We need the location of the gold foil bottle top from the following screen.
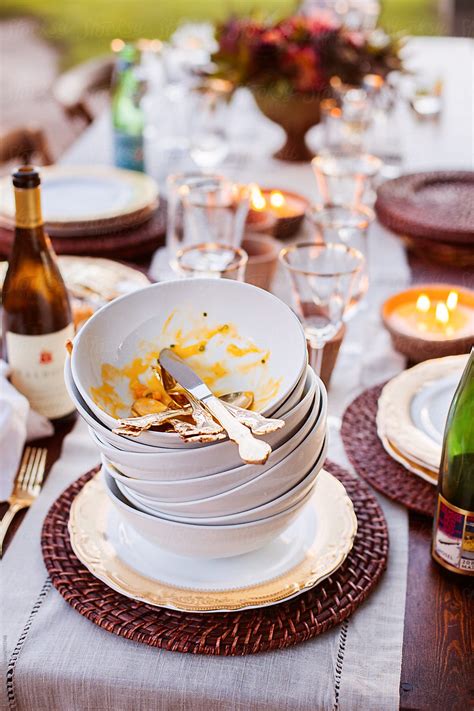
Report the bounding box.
[12,166,43,228]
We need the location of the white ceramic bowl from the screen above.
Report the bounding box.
[88,366,321,480]
[102,469,314,558]
[272,364,307,418]
[102,389,326,504]
[70,279,307,446]
[116,436,327,524]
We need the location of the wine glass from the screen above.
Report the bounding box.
[179,177,250,249]
[189,80,232,170]
[166,172,225,262]
[312,148,382,206]
[173,242,248,281]
[306,203,374,316]
[279,242,365,375]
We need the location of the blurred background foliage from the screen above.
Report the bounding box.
[1,0,440,68]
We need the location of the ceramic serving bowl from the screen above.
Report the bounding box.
[70,279,307,446]
[115,437,327,524]
[87,366,321,480]
[101,390,326,503]
[102,469,315,558]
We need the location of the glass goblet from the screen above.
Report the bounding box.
[173,242,248,281]
[179,177,250,250]
[311,148,382,207]
[279,241,365,375]
[306,203,374,316]
[166,172,224,262]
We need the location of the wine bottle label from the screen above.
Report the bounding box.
[6,323,75,420]
[432,494,474,575]
[14,187,43,228]
[113,131,144,172]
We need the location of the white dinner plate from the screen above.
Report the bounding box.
[410,372,460,446]
[0,165,158,233]
[68,469,357,613]
[377,354,467,475]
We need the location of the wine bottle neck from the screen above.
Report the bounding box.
[14,185,43,229]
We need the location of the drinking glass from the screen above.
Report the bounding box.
[166,172,224,261]
[311,149,382,206]
[408,72,443,119]
[307,203,374,314]
[174,242,248,281]
[189,80,232,170]
[280,242,365,375]
[179,177,250,250]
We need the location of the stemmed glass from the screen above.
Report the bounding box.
[189,79,232,170]
[306,203,374,316]
[280,242,365,376]
[166,172,223,262]
[312,149,382,206]
[173,242,248,281]
[179,177,250,248]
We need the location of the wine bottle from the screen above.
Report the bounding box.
[432,350,474,575]
[112,43,145,172]
[2,166,75,423]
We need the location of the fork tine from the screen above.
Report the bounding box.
[31,449,47,494]
[25,448,42,493]
[16,447,33,488]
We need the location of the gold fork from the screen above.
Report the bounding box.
[0,446,48,557]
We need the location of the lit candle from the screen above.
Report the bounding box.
[383,285,474,361]
[384,286,474,342]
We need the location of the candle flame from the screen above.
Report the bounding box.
[435,302,449,325]
[269,190,285,208]
[446,291,458,310]
[250,185,266,211]
[416,294,431,313]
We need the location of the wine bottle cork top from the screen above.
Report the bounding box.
[12,166,41,189]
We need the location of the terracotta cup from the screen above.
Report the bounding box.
[242,233,280,292]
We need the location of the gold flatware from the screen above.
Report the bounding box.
[159,349,272,465]
[0,446,47,557]
[113,392,255,437]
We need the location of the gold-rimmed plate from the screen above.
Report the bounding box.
[0,165,158,236]
[68,469,357,613]
[376,355,467,474]
[379,435,438,485]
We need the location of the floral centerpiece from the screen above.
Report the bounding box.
[211,15,403,161]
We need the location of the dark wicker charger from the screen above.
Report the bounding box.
[41,461,388,656]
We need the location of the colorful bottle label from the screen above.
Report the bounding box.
[6,323,75,420]
[113,131,144,172]
[432,494,474,575]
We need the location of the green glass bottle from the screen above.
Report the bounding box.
[432,350,474,575]
[112,44,145,172]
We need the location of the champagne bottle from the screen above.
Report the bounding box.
[2,166,75,423]
[112,43,145,172]
[432,350,474,575]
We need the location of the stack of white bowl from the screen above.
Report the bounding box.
[66,279,328,559]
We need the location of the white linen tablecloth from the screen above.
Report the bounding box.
[1,36,472,711]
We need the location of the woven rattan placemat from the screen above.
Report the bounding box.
[0,202,167,260]
[41,461,388,656]
[341,384,436,517]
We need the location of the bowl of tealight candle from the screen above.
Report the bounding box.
[248,185,309,239]
[382,284,474,363]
